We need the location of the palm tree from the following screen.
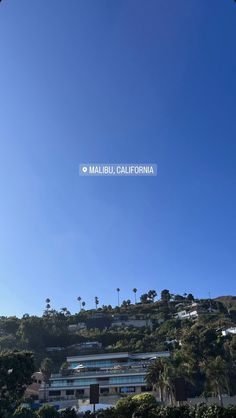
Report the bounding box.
[202,356,229,406]
[133,288,137,304]
[61,307,68,315]
[116,288,120,307]
[82,301,86,309]
[146,358,165,402]
[77,296,82,310]
[146,356,188,405]
[45,298,50,307]
[148,290,157,302]
[44,298,51,315]
[95,296,99,310]
[40,357,53,401]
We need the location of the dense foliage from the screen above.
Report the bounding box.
[5,402,236,418]
[0,350,34,417]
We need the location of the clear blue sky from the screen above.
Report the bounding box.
[0,1,235,317]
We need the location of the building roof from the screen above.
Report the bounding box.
[66,351,170,363]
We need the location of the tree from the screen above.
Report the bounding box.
[45,299,51,313]
[60,361,69,376]
[202,356,229,406]
[59,408,77,418]
[133,288,137,304]
[116,393,157,418]
[187,293,194,302]
[40,357,53,401]
[82,301,86,309]
[148,290,157,302]
[121,299,132,307]
[37,404,59,418]
[95,296,99,310]
[13,406,36,418]
[60,307,69,316]
[77,296,82,310]
[161,289,171,303]
[0,316,20,334]
[140,293,149,304]
[116,288,120,307]
[146,358,165,402]
[18,316,45,350]
[0,350,34,416]
[146,356,188,405]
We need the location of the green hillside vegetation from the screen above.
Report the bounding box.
[0,290,235,367]
[0,290,236,402]
[0,289,236,416]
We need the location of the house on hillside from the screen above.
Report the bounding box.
[222,327,236,336]
[46,346,65,352]
[111,318,153,329]
[174,310,198,320]
[38,351,170,403]
[68,322,87,332]
[25,371,43,401]
[68,341,102,350]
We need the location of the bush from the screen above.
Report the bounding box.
[114,403,236,418]
[59,408,77,418]
[37,405,59,418]
[116,393,157,418]
[13,406,37,418]
[116,395,137,417]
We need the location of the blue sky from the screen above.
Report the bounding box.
[0,1,235,317]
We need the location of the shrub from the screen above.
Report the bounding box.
[37,405,59,418]
[13,406,37,418]
[59,408,77,418]
[116,393,157,418]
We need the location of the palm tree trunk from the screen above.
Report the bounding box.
[160,385,164,403]
[217,383,223,407]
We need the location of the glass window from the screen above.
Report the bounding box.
[110,375,145,384]
[100,387,109,394]
[120,387,135,394]
[49,390,61,396]
[66,390,74,396]
[76,389,85,395]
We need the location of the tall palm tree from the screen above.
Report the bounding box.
[133,288,137,304]
[44,298,51,315]
[40,357,53,401]
[146,358,165,402]
[77,296,82,310]
[82,301,86,309]
[116,288,120,307]
[61,307,68,315]
[148,290,157,302]
[202,356,229,406]
[146,356,188,405]
[95,296,99,310]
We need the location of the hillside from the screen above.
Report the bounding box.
[215,295,236,310]
[0,290,236,372]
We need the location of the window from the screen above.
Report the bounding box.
[141,386,152,392]
[76,389,85,395]
[110,375,145,384]
[100,387,109,394]
[66,390,74,396]
[120,387,135,394]
[49,390,61,397]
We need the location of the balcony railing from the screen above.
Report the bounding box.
[51,366,147,380]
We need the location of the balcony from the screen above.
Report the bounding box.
[51,367,147,380]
